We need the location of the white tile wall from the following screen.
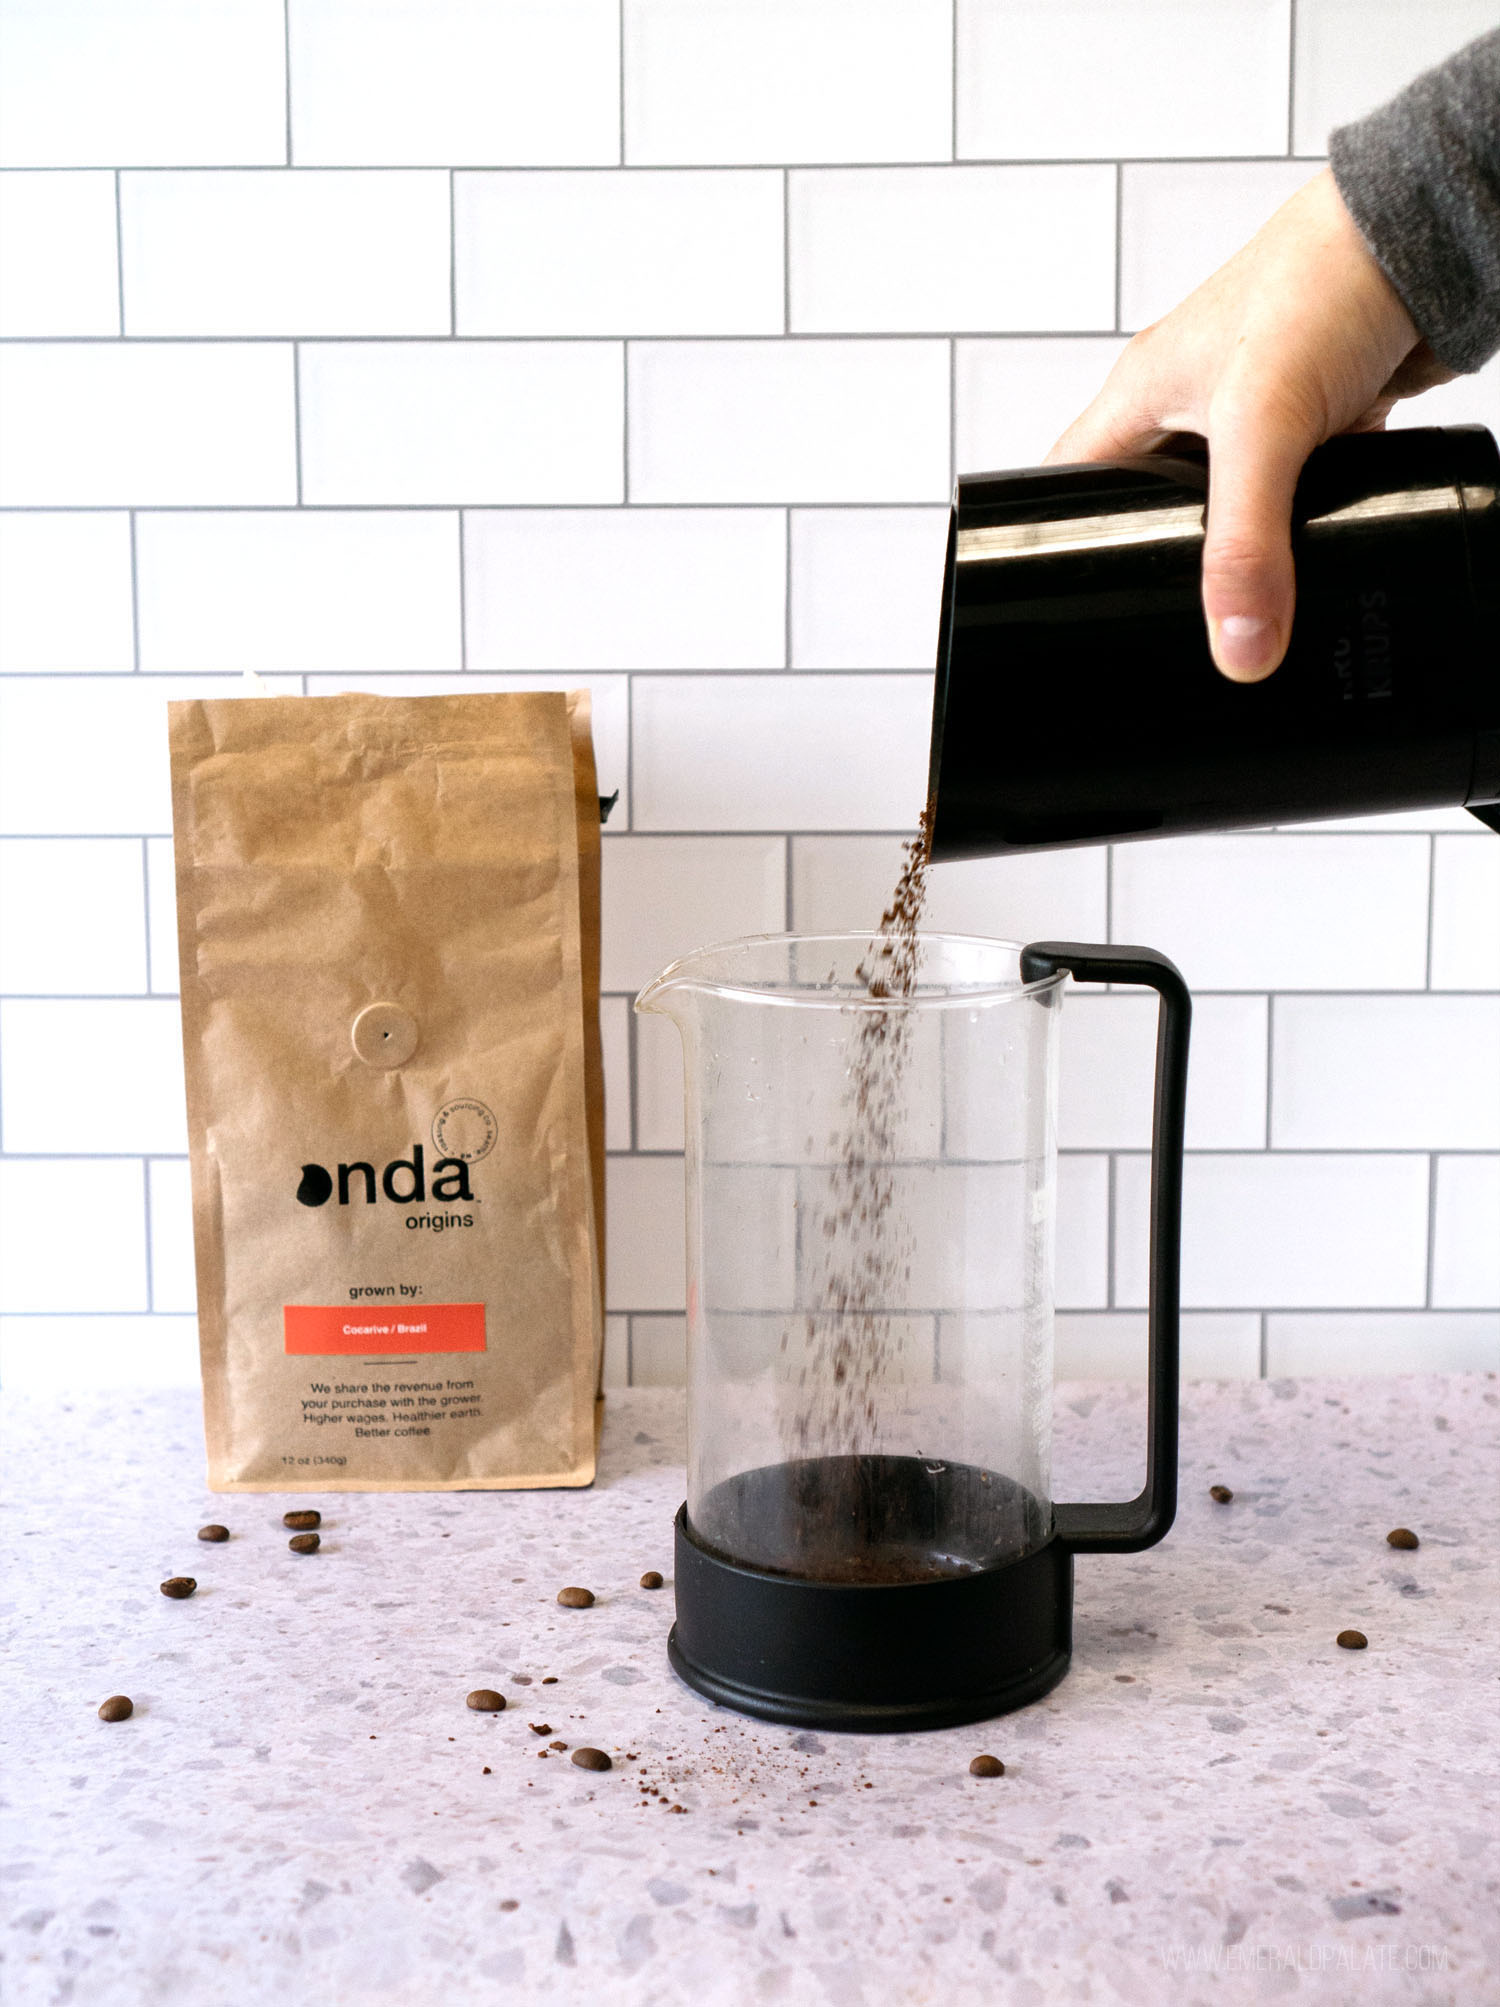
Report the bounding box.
[623,0,953,166]
[0,345,297,507]
[0,515,135,673]
[0,0,286,168]
[2,0,1495,1392]
[299,343,624,505]
[138,512,462,674]
[464,510,785,671]
[957,0,1292,162]
[455,172,784,337]
[788,166,1115,333]
[628,341,951,503]
[0,172,119,335]
[120,171,452,336]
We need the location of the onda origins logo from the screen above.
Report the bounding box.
[296,1144,474,1208]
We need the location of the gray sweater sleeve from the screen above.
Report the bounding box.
[1328,27,1500,374]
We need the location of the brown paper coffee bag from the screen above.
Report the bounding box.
[169,690,604,1491]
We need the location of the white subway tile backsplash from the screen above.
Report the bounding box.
[1054,1312,1261,1381]
[456,171,783,336]
[0,0,285,168]
[1431,1156,1500,1311]
[790,509,948,670]
[628,341,950,503]
[464,510,785,670]
[1115,1152,1430,1309]
[1292,0,1500,156]
[1059,993,1268,1151]
[1119,162,1320,332]
[0,172,119,334]
[1431,838,1500,991]
[624,0,952,166]
[302,674,631,822]
[955,337,1131,472]
[605,1154,686,1310]
[137,512,462,675]
[0,839,147,995]
[0,514,135,673]
[1111,834,1431,991]
[1272,996,1500,1150]
[1265,1312,1500,1377]
[0,677,300,838]
[120,171,451,336]
[634,1011,686,1153]
[147,1156,196,1313]
[602,1313,630,1390]
[145,839,180,993]
[957,0,1291,161]
[289,0,621,167]
[630,1313,688,1385]
[0,344,297,507]
[791,835,1107,940]
[1,999,188,1155]
[600,995,632,1152]
[1056,1153,1109,1310]
[299,343,624,505]
[0,1160,148,1312]
[789,166,1114,333]
[633,674,933,832]
[601,835,786,991]
[0,1314,200,1389]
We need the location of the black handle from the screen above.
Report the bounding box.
[1020,940,1191,1554]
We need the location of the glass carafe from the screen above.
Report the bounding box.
[636,932,1189,1731]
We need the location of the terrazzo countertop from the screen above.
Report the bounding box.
[3,1374,1498,2006]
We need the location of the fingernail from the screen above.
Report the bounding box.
[1214,614,1274,675]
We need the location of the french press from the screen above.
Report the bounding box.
[637,932,1189,1730]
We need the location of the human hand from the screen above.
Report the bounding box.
[1045,166,1453,680]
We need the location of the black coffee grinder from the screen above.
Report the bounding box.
[928,424,1500,860]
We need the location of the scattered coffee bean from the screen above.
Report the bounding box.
[512,1674,532,1685]
[556,1586,594,1608]
[639,1571,664,1590]
[160,1577,197,1599]
[283,1510,321,1531]
[969,1754,1005,1778]
[1209,1484,1233,1503]
[482,1766,492,1775]
[571,1747,612,1772]
[1386,1528,1419,1550]
[541,1676,557,1685]
[499,1899,518,1912]
[288,1532,320,1554]
[466,1689,505,1712]
[97,1695,133,1722]
[1336,1630,1368,1650]
[197,1524,229,1543]
[529,1723,552,1736]
[549,1740,567,1752]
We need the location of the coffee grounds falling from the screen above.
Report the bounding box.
[790,808,931,1467]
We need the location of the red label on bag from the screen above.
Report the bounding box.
[283,1304,487,1355]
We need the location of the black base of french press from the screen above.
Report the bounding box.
[668,1502,1073,1733]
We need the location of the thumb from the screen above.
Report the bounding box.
[1200,411,1313,682]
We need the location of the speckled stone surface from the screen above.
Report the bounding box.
[3,1375,1498,2006]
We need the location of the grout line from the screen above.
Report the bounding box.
[0,330,1157,347]
[1104,843,1114,942]
[1424,834,1436,988]
[142,1157,156,1312]
[1264,993,1275,1149]
[1258,1311,1268,1378]
[113,170,126,336]
[0,156,1334,174]
[624,671,635,831]
[783,507,793,668]
[1424,1153,1439,1309]
[1113,161,1123,332]
[621,341,630,503]
[127,511,142,672]
[782,833,793,930]
[626,1314,635,1388]
[292,342,303,506]
[140,837,154,993]
[618,0,626,167]
[1106,1153,1116,1309]
[948,336,956,492]
[448,170,457,336]
[283,0,294,166]
[1286,0,1298,159]
[782,168,791,335]
[627,994,640,1153]
[950,0,958,162]
[456,510,468,671]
